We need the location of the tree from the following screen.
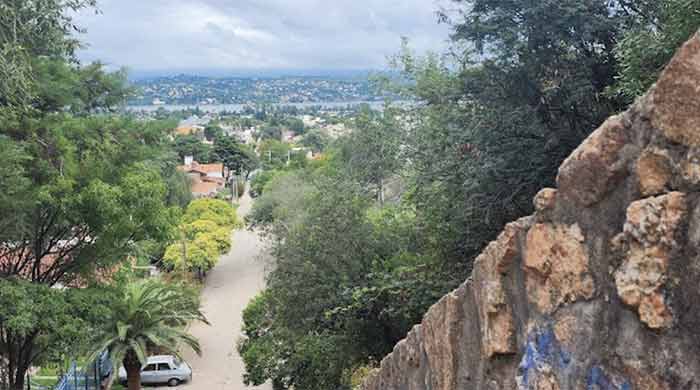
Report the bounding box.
[0,117,179,286]
[173,134,212,163]
[165,170,193,209]
[182,198,239,228]
[182,220,232,253]
[301,128,330,153]
[0,0,97,113]
[612,0,700,100]
[286,118,305,135]
[0,279,114,390]
[257,125,282,141]
[163,234,220,279]
[341,106,401,205]
[374,0,640,269]
[249,170,281,198]
[212,136,259,180]
[163,199,239,278]
[242,169,441,389]
[259,140,291,170]
[0,2,193,388]
[88,280,207,390]
[204,124,224,141]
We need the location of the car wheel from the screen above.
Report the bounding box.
[168,378,180,387]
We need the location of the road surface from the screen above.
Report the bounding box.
[179,191,271,390]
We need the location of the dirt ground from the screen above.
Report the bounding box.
[178,191,272,390]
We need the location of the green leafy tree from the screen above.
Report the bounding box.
[612,0,700,100]
[0,3,184,385]
[0,116,179,285]
[165,170,193,209]
[257,125,282,141]
[173,134,212,163]
[259,139,291,170]
[249,170,281,198]
[212,136,259,180]
[204,124,224,141]
[0,0,97,114]
[182,220,232,253]
[88,280,207,390]
[301,128,330,153]
[242,170,439,389]
[182,198,239,228]
[163,199,239,277]
[163,235,220,279]
[340,106,401,204]
[286,118,305,134]
[0,279,114,390]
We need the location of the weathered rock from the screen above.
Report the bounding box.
[533,188,558,222]
[615,192,687,329]
[637,149,672,196]
[556,115,631,207]
[523,223,595,314]
[422,288,465,390]
[682,148,700,185]
[534,188,557,213]
[651,34,700,147]
[363,33,700,390]
[473,221,528,357]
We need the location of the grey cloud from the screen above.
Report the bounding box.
[74,0,450,73]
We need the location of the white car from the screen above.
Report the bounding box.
[118,355,192,387]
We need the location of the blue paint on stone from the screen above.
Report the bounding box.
[586,366,632,390]
[517,326,571,389]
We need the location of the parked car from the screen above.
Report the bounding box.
[118,355,192,387]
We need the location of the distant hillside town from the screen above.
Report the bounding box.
[128,74,396,106]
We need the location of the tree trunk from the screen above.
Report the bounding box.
[11,371,24,390]
[378,178,385,206]
[10,361,29,390]
[123,353,141,390]
[6,341,31,390]
[126,366,141,390]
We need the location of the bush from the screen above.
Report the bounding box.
[250,170,280,198]
[349,363,379,390]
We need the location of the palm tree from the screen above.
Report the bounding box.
[88,279,209,390]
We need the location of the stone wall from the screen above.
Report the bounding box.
[363,33,700,390]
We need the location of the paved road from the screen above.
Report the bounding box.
[178,191,271,390]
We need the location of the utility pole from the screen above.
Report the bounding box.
[287,150,291,165]
[231,174,239,204]
[181,233,187,271]
[234,174,239,203]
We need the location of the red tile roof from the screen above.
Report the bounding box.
[177,162,224,176]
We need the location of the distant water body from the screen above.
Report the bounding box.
[125,100,392,113]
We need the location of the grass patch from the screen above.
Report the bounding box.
[36,366,59,377]
[32,376,58,387]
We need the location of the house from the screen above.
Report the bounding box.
[175,115,212,137]
[175,125,205,136]
[0,243,126,287]
[178,156,227,198]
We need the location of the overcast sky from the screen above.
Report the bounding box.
[73,0,451,76]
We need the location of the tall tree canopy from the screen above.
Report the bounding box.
[0,2,187,388]
[239,1,700,389]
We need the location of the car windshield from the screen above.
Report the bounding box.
[172,358,183,368]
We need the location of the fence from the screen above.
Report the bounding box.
[53,352,111,390]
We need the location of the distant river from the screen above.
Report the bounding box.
[125,100,392,113]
